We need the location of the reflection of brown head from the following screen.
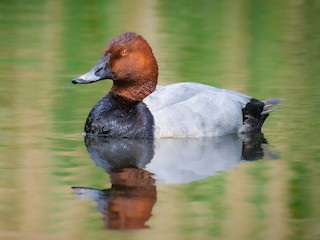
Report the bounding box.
[103,168,157,230]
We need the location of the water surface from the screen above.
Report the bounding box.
[0,0,319,239]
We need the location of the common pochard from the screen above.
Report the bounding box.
[72,32,280,138]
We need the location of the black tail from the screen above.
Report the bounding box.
[262,98,281,114]
[240,98,281,133]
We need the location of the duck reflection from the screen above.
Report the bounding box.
[72,133,269,230]
[146,133,268,184]
[73,138,156,230]
[73,167,156,230]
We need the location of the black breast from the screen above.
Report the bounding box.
[84,93,154,138]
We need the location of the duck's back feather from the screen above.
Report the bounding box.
[144,82,252,138]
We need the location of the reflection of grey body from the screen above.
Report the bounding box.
[147,135,242,184]
[84,134,267,184]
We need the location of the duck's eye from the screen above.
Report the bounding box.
[121,49,128,56]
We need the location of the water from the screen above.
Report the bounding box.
[0,0,319,239]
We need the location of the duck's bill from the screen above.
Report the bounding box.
[72,53,113,84]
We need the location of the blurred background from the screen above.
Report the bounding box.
[0,0,319,239]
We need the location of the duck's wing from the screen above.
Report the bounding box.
[145,82,251,111]
[144,82,252,138]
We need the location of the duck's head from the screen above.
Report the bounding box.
[72,32,158,102]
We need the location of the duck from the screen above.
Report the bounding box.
[72,32,280,138]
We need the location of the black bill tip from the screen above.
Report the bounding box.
[72,77,97,84]
[72,78,81,84]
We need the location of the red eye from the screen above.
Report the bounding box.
[121,49,128,56]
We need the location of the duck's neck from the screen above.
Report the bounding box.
[110,79,157,102]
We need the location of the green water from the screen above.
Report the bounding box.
[0,0,319,239]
